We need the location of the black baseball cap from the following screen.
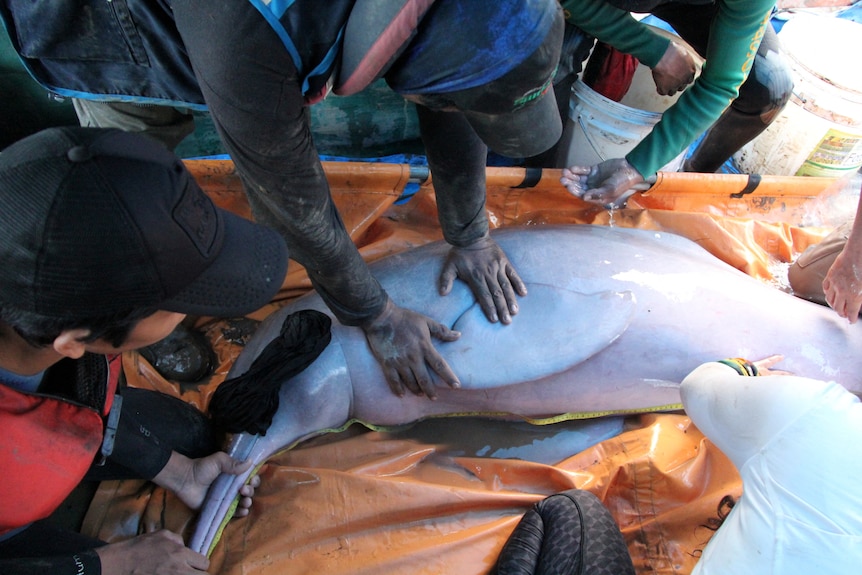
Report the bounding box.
[448,5,564,158]
[0,127,288,320]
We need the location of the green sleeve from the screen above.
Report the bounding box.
[625,0,776,177]
[561,0,776,178]
[559,0,670,67]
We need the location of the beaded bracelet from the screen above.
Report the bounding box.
[717,358,759,376]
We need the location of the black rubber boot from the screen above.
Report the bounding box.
[683,106,771,174]
[138,323,216,383]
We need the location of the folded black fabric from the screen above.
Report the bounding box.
[208,309,332,435]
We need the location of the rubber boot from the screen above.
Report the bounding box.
[683,106,770,174]
[138,323,216,384]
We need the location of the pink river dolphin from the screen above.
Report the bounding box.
[190,224,862,554]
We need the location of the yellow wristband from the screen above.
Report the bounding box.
[717,358,758,376]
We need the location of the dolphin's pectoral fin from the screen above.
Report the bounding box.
[446,285,636,389]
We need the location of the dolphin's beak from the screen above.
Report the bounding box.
[190,434,260,555]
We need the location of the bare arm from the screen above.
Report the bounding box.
[153,451,258,516]
[823,187,862,322]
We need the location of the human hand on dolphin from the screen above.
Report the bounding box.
[751,354,792,376]
[361,298,461,399]
[823,243,862,324]
[154,450,260,517]
[97,451,262,574]
[439,235,527,324]
[561,159,653,209]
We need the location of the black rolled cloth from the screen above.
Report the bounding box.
[208,309,332,435]
[493,489,635,575]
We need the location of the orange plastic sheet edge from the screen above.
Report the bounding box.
[82,162,849,574]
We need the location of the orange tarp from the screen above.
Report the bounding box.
[82,162,855,574]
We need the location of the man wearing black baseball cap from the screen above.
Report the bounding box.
[0,127,288,574]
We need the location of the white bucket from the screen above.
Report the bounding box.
[557,28,696,171]
[733,14,862,177]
